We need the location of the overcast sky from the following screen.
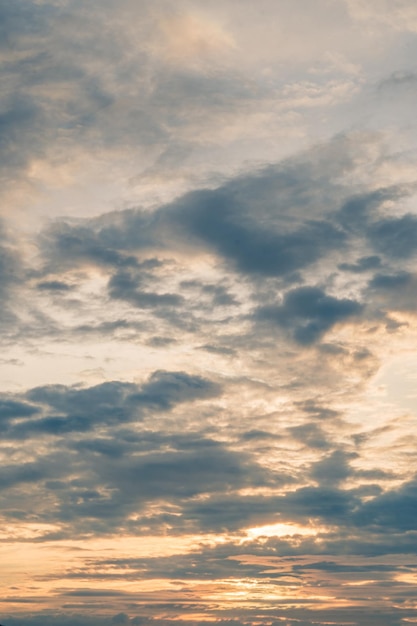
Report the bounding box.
[2,1,417,625]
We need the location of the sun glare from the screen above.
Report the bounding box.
[244,522,323,541]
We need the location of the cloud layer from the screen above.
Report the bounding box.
[2,1,417,625]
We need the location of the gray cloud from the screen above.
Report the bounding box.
[310,449,357,485]
[30,136,417,364]
[254,286,363,344]
[0,397,39,420]
[0,222,24,334]
[338,254,381,273]
[36,137,359,278]
[133,370,221,409]
[337,187,407,232]
[289,422,331,449]
[3,5,417,623]
[367,270,417,313]
[28,136,417,367]
[355,475,417,531]
[7,371,221,438]
[167,187,346,277]
[367,213,417,259]
[36,280,75,292]
[0,371,286,536]
[108,270,183,310]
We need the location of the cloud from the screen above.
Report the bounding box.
[338,254,381,273]
[289,422,331,450]
[135,370,221,408]
[337,187,410,232]
[7,371,221,438]
[0,221,24,333]
[310,449,356,485]
[3,4,417,622]
[0,371,284,536]
[0,460,52,489]
[355,475,417,531]
[0,397,39,420]
[108,270,183,311]
[367,271,417,313]
[31,135,416,358]
[168,188,346,277]
[254,286,363,344]
[153,11,236,67]
[346,0,417,33]
[367,213,417,259]
[36,280,75,292]
[36,135,365,277]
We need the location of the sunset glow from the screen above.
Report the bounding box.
[2,1,417,626]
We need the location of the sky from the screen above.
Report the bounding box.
[2,1,417,625]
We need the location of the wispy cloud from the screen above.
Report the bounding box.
[2,1,417,625]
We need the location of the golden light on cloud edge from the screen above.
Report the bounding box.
[2,1,417,625]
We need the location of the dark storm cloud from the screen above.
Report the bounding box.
[254,286,363,344]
